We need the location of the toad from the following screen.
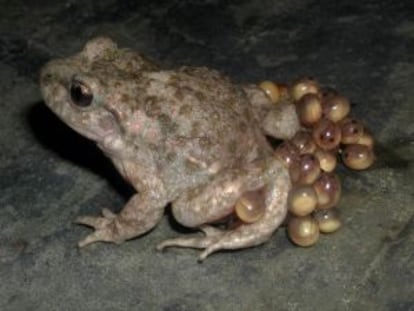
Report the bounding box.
[40,37,300,261]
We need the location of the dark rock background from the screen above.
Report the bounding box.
[0,1,413,310]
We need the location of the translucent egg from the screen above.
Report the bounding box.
[312,118,342,150]
[287,215,320,247]
[296,93,323,127]
[259,80,280,104]
[313,173,341,209]
[291,131,317,155]
[290,77,320,101]
[341,144,375,170]
[313,208,342,233]
[322,94,350,122]
[288,185,318,216]
[356,131,374,149]
[274,141,300,168]
[235,190,266,223]
[314,148,337,172]
[298,154,321,184]
[340,118,364,144]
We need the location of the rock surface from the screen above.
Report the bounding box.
[0,1,413,310]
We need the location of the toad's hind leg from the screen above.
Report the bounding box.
[157,158,291,261]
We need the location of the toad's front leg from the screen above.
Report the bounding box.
[75,193,165,247]
[157,158,291,261]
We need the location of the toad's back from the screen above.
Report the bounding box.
[138,66,271,168]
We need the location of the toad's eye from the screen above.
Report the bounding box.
[70,80,93,107]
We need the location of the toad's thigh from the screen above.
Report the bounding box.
[171,159,277,228]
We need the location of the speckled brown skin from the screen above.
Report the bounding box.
[40,37,300,261]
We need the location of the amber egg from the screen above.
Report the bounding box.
[259,80,280,104]
[290,77,320,101]
[313,208,342,233]
[298,154,321,184]
[291,131,317,155]
[235,190,265,223]
[278,83,289,99]
[313,173,341,209]
[322,95,351,123]
[341,144,375,170]
[312,118,342,150]
[288,215,320,247]
[314,148,337,172]
[356,131,375,149]
[274,141,300,168]
[288,185,318,216]
[340,118,364,144]
[296,93,323,127]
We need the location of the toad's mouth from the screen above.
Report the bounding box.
[62,109,121,146]
[65,115,119,143]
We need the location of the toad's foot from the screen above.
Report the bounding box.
[157,225,226,261]
[75,193,165,248]
[75,208,124,247]
[158,202,286,262]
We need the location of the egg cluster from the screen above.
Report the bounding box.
[233,78,375,247]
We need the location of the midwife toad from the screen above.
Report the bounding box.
[40,37,300,261]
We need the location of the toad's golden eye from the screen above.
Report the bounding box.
[70,80,93,107]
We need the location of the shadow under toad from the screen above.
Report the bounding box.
[27,101,135,203]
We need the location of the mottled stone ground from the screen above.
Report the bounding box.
[0,1,413,310]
